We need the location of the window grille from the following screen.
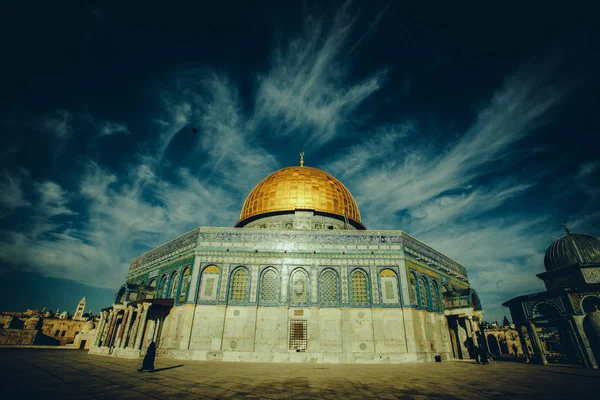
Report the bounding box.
[419,277,430,310]
[230,268,249,301]
[170,272,180,299]
[289,320,307,351]
[351,270,369,304]
[259,269,279,304]
[431,281,440,311]
[320,270,339,305]
[159,276,168,298]
[409,273,418,306]
[179,267,191,303]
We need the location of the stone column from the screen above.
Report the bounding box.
[153,317,161,342]
[461,318,475,359]
[527,320,548,365]
[467,317,479,346]
[106,308,122,348]
[560,320,582,366]
[133,303,151,350]
[101,310,114,347]
[457,319,469,359]
[569,317,598,369]
[118,306,135,348]
[93,311,107,346]
[516,324,531,363]
[115,308,130,348]
[448,323,460,359]
[127,306,142,349]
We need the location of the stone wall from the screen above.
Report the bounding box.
[0,316,23,329]
[0,329,59,346]
[41,319,88,346]
[150,304,452,364]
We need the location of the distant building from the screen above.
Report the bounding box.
[41,318,90,346]
[482,321,531,359]
[503,229,600,368]
[0,297,96,348]
[73,297,86,321]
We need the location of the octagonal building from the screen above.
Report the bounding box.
[90,161,483,363]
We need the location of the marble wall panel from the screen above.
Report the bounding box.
[254,307,288,352]
[188,305,226,351]
[372,309,407,353]
[311,308,343,353]
[345,309,374,352]
[222,306,257,352]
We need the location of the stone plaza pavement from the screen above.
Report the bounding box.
[0,349,598,399]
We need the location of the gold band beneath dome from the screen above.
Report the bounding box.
[238,166,362,226]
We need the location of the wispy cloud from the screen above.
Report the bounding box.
[0,81,269,288]
[99,121,130,136]
[254,2,386,146]
[193,73,278,189]
[0,171,31,211]
[328,64,566,227]
[405,183,533,234]
[34,181,76,217]
[40,109,73,138]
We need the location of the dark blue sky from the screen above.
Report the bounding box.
[1,1,598,322]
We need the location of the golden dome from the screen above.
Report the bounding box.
[237,166,363,227]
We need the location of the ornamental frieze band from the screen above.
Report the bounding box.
[129,228,467,281]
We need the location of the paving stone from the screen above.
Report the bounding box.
[1,349,599,399]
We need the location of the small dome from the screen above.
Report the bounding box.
[82,321,95,333]
[544,232,600,271]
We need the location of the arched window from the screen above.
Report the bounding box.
[158,275,168,298]
[582,295,600,314]
[409,272,418,306]
[532,301,560,319]
[290,269,309,305]
[229,267,249,302]
[149,279,156,288]
[419,276,430,310]
[169,271,179,299]
[379,269,399,304]
[431,280,441,311]
[320,269,339,306]
[199,265,220,301]
[259,269,279,305]
[351,269,370,306]
[179,267,191,303]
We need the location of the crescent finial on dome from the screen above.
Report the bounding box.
[300,151,304,167]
